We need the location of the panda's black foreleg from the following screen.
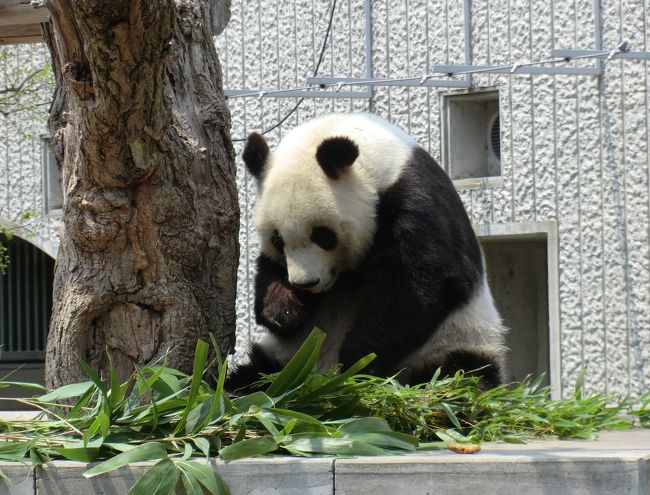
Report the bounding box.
[254,254,318,338]
[225,343,285,393]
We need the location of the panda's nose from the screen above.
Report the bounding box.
[292,278,320,290]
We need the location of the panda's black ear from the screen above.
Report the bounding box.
[315,136,359,180]
[243,133,270,180]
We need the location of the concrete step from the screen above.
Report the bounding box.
[1,429,649,495]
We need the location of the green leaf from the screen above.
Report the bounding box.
[54,439,103,462]
[29,447,48,469]
[0,381,47,391]
[299,353,376,402]
[440,403,461,429]
[342,432,417,451]
[181,470,204,495]
[127,458,180,495]
[265,328,325,398]
[0,441,31,461]
[232,391,274,412]
[338,417,392,434]
[78,357,107,397]
[186,397,215,434]
[219,436,278,461]
[107,353,126,411]
[192,437,211,459]
[175,340,210,435]
[283,435,387,456]
[263,408,328,432]
[198,360,229,431]
[84,442,168,478]
[37,381,94,402]
[503,435,528,444]
[176,460,230,495]
[183,442,194,460]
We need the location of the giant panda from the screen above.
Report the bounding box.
[227,113,508,391]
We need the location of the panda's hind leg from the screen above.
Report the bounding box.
[439,349,504,390]
[225,343,285,394]
[402,349,504,391]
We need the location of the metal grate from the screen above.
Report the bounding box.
[0,235,54,362]
[490,114,501,160]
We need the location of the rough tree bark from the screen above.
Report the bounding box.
[43,0,238,388]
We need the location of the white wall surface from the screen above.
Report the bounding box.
[217,0,650,398]
[2,0,648,398]
[0,43,61,255]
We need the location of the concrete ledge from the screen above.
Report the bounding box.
[0,462,32,495]
[1,430,649,495]
[35,457,334,495]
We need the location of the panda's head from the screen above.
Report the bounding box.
[243,129,378,293]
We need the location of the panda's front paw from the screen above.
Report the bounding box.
[258,280,315,337]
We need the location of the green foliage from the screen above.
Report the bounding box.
[0,328,648,494]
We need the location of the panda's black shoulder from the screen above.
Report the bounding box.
[371,145,483,295]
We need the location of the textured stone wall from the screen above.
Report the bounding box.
[2,0,648,398]
[217,0,650,398]
[0,43,60,256]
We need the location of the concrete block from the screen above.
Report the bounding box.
[216,457,333,495]
[0,462,33,495]
[335,431,650,495]
[335,454,648,495]
[36,457,334,495]
[36,461,146,495]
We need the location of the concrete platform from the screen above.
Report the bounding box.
[1,430,649,494]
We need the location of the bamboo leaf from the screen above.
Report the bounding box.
[299,353,376,402]
[283,435,387,456]
[78,357,107,397]
[198,360,229,432]
[0,381,47,391]
[338,417,392,434]
[175,340,210,435]
[181,470,204,495]
[440,403,461,429]
[127,458,180,495]
[218,436,278,461]
[54,438,102,462]
[342,432,417,451]
[265,329,325,398]
[0,441,31,461]
[37,381,94,403]
[192,437,211,459]
[232,391,274,412]
[176,460,231,495]
[84,443,168,478]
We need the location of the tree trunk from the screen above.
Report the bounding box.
[43,0,238,388]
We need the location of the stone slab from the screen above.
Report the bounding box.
[0,429,647,494]
[0,462,33,495]
[35,457,334,495]
[335,430,650,495]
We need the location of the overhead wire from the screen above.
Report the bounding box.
[230,37,635,140]
[231,0,339,142]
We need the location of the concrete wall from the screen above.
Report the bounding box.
[1,0,649,398]
[0,43,60,254]
[217,0,650,398]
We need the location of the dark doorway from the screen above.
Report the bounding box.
[0,234,54,409]
[481,238,550,385]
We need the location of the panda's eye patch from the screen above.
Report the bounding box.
[270,229,284,254]
[310,226,337,251]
